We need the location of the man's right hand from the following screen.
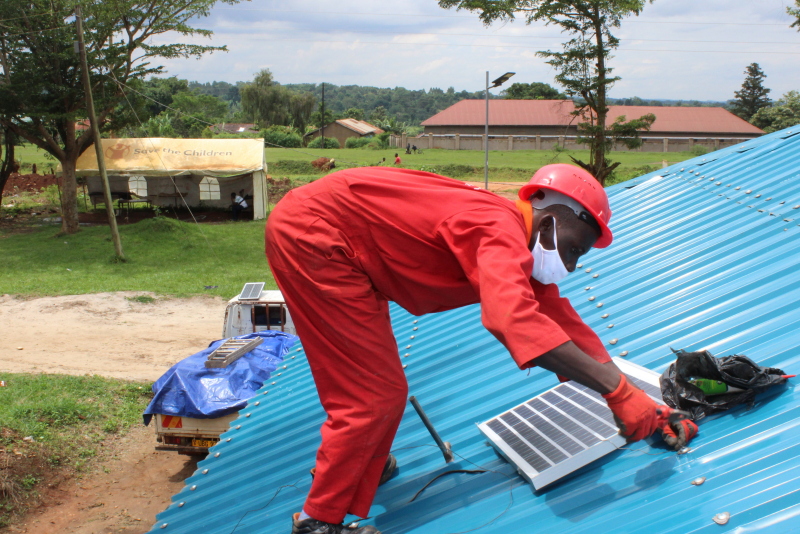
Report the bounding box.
[602,375,661,441]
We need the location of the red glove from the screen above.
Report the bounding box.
[602,375,661,441]
[660,415,699,451]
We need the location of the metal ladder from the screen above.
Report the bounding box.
[205,337,264,368]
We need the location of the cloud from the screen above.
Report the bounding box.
[151,0,800,101]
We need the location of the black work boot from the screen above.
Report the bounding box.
[291,513,381,534]
[310,454,397,486]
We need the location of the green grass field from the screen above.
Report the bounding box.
[12,144,59,174]
[0,217,275,297]
[265,146,691,185]
[9,142,693,184]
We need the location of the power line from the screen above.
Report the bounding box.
[213,35,800,55]
[0,25,71,39]
[214,7,793,26]
[0,11,71,25]
[215,27,800,47]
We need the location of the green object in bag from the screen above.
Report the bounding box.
[690,378,745,395]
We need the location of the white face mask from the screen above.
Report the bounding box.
[531,219,569,285]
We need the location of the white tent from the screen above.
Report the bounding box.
[72,138,268,219]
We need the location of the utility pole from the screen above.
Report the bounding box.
[484,71,489,190]
[75,6,124,260]
[484,71,515,191]
[321,82,325,149]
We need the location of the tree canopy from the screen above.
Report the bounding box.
[503,82,566,100]
[240,69,315,132]
[437,0,654,184]
[789,1,800,30]
[730,63,771,121]
[750,91,800,133]
[0,0,240,233]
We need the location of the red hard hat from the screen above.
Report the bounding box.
[518,164,613,248]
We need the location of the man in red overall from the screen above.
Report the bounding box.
[265,164,697,534]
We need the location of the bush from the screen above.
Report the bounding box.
[307,136,340,149]
[344,137,372,149]
[690,144,710,156]
[261,126,302,148]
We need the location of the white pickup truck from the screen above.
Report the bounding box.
[153,286,295,456]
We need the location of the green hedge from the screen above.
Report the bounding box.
[344,137,372,149]
[308,136,341,149]
[261,127,303,148]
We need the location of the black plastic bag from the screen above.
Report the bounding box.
[660,348,789,421]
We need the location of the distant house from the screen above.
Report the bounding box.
[306,119,384,147]
[421,100,764,139]
[211,123,259,135]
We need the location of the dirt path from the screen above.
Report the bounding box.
[0,292,228,381]
[0,292,231,532]
[9,426,199,534]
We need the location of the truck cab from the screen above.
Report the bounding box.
[222,289,296,337]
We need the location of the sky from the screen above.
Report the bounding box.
[154,0,800,102]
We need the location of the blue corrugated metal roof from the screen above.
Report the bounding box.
[148,125,800,534]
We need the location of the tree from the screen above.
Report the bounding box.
[309,107,337,129]
[0,128,17,203]
[438,0,654,184]
[168,91,230,137]
[369,106,389,123]
[240,70,315,132]
[342,107,365,120]
[750,91,800,133]
[141,77,190,117]
[730,63,771,121]
[789,1,800,30]
[374,117,411,135]
[0,0,239,234]
[503,82,566,100]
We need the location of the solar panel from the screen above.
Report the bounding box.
[478,358,663,490]
[238,282,265,300]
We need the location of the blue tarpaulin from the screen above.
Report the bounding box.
[143,331,298,425]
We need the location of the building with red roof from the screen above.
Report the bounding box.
[421,100,764,139]
[306,118,384,147]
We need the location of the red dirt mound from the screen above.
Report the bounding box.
[4,173,61,193]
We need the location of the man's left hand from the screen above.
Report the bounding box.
[658,411,699,450]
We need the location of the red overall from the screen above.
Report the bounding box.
[265,168,610,524]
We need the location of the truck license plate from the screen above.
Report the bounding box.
[191,439,216,448]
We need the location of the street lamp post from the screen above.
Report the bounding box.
[484,71,515,190]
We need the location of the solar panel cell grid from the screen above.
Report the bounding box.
[486,419,551,473]
[514,405,583,456]
[557,387,617,426]
[240,282,265,300]
[526,399,598,448]
[499,413,567,465]
[480,359,662,488]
